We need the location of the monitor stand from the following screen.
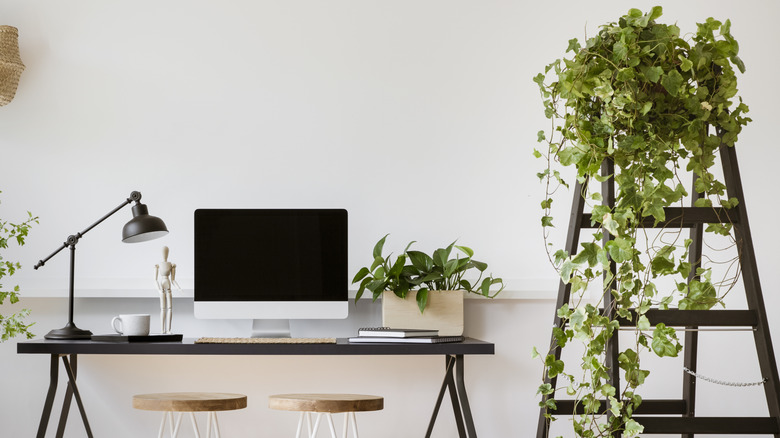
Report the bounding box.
[251,319,292,338]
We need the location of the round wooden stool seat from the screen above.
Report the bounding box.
[269,394,383,413]
[270,394,383,438]
[133,392,247,412]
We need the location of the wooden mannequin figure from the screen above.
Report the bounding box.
[154,246,180,334]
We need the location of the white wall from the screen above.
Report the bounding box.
[1,1,779,436]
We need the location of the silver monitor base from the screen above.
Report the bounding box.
[251,319,291,338]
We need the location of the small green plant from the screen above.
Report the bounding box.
[352,235,504,313]
[0,191,38,341]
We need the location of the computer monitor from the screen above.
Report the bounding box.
[193,209,348,336]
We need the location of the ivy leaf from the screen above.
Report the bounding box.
[572,242,601,268]
[731,55,746,74]
[661,69,684,96]
[624,419,645,436]
[637,315,651,331]
[643,66,663,83]
[606,238,633,263]
[566,38,581,53]
[545,354,565,378]
[602,213,620,236]
[651,323,682,357]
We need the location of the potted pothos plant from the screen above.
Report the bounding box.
[0,191,38,341]
[352,235,504,335]
[533,7,748,437]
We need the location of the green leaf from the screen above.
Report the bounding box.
[388,255,406,277]
[471,260,488,272]
[407,250,434,272]
[544,354,565,378]
[637,315,651,331]
[602,214,620,236]
[372,234,388,259]
[454,245,474,258]
[369,256,384,272]
[661,69,684,96]
[416,288,429,313]
[433,245,453,268]
[566,38,581,53]
[648,5,663,21]
[652,323,682,357]
[643,66,663,83]
[606,237,633,263]
[351,267,370,284]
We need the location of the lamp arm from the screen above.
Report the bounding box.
[34,191,143,269]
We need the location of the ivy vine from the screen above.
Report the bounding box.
[0,191,38,342]
[533,7,749,436]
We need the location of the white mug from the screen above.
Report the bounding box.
[111,314,150,336]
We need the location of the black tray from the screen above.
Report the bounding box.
[91,334,183,343]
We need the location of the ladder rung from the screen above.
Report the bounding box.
[613,309,758,327]
[635,416,780,434]
[554,399,686,415]
[580,207,739,229]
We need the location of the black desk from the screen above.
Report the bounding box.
[18,338,494,438]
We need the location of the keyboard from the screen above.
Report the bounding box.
[195,337,337,344]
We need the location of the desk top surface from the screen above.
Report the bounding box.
[17,337,494,356]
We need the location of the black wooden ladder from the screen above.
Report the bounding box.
[536,143,780,437]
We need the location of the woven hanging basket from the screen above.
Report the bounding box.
[0,25,24,107]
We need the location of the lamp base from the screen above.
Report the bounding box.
[44,322,93,340]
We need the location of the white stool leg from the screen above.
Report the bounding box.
[306,412,313,438]
[349,412,358,438]
[325,413,337,438]
[190,412,201,438]
[311,413,324,438]
[295,412,305,438]
[212,412,221,438]
[341,412,348,438]
[171,413,184,438]
[158,412,168,438]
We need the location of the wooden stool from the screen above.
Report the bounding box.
[269,394,383,438]
[133,392,247,438]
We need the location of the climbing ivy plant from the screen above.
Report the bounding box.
[0,191,37,341]
[533,7,749,436]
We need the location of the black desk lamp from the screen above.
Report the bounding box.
[34,191,168,340]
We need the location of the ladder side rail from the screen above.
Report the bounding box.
[683,172,704,438]
[719,143,780,432]
[536,179,587,438]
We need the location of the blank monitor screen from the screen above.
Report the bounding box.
[193,209,348,319]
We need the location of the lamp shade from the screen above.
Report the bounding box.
[0,25,24,107]
[122,203,169,243]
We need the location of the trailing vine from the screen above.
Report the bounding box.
[533,7,749,436]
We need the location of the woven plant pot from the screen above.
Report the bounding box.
[0,26,24,106]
